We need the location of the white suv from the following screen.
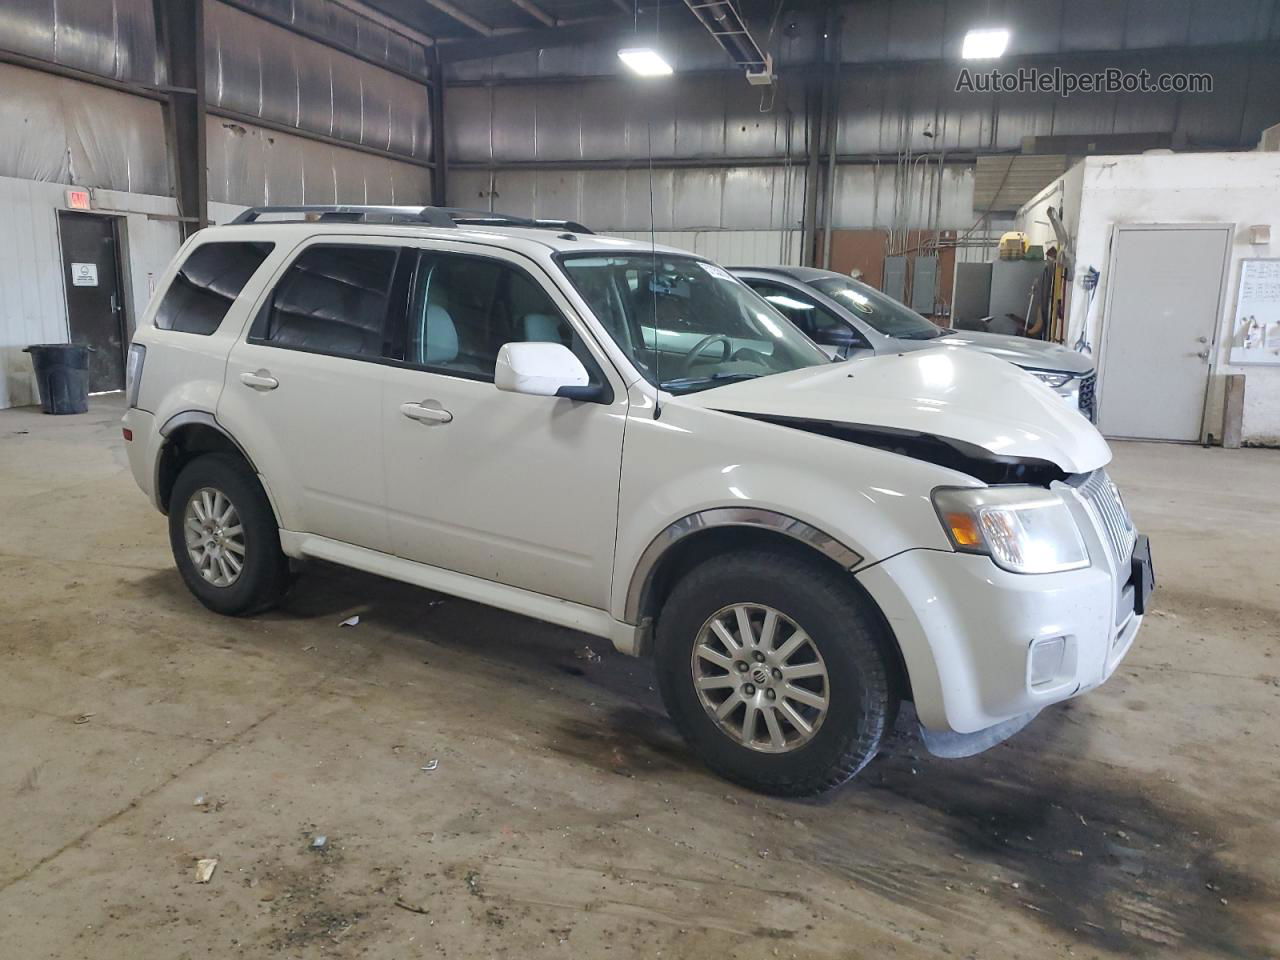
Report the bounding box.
[122,205,1154,796]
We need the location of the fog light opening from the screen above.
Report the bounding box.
[1030,636,1067,688]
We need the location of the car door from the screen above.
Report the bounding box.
[220,238,404,552]
[378,244,627,609]
[741,278,874,359]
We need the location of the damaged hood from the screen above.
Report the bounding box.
[925,329,1096,375]
[682,348,1111,475]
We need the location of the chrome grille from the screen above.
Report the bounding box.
[1078,470,1136,566]
[1078,373,1097,422]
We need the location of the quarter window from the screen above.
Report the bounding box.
[256,245,399,358]
[155,241,274,335]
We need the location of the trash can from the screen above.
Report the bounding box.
[23,343,93,415]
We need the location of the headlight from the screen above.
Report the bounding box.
[125,343,146,408]
[932,486,1088,574]
[1028,369,1074,389]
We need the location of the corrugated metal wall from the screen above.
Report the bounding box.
[0,0,160,84]
[0,63,170,194]
[447,75,805,166]
[445,163,976,235]
[207,116,431,207]
[224,0,429,78]
[607,230,802,267]
[206,1,432,163]
[0,0,435,192]
[448,165,806,232]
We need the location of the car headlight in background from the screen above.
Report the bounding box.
[932,485,1088,574]
[1028,369,1074,389]
[125,343,146,408]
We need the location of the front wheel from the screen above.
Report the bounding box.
[655,548,898,796]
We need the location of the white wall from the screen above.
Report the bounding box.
[1018,153,1280,446]
[0,176,182,409]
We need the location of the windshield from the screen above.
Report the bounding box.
[560,253,829,394]
[808,276,945,341]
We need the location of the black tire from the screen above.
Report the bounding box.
[167,452,289,616]
[655,547,898,797]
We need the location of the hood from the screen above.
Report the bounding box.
[681,348,1111,475]
[914,330,1095,376]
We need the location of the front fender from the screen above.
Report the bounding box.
[610,401,976,623]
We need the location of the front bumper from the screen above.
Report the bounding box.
[856,480,1143,735]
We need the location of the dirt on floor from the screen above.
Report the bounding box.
[0,396,1278,960]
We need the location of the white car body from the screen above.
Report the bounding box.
[122,213,1145,760]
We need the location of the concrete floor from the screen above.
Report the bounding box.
[1,396,1277,960]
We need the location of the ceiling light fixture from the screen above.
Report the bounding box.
[961,28,1010,59]
[618,47,674,76]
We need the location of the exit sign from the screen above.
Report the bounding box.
[66,189,92,210]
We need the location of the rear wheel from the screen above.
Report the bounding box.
[655,548,897,796]
[168,453,288,615]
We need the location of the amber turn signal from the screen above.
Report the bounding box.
[944,512,982,547]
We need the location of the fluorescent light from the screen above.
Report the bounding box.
[962,27,1009,59]
[618,47,673,76]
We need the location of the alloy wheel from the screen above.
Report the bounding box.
[690,603,830,753]
[183,486,245,587]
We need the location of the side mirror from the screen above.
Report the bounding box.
[495,342,599,400]
[815,324,864,348]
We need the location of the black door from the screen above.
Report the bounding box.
[58,212,127,392]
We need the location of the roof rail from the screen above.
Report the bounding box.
[445,210,595,235]
[228,205,594,234]
[230,205,458,227]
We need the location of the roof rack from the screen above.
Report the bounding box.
[229,205,593,234]
[230,205,458,226]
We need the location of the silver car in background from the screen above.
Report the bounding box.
[732,266,1098,422]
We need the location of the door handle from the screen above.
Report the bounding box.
[1196,350,1210,360]
[1196,336,1208,344]
[240,370,279,390]
[400,401,453,424]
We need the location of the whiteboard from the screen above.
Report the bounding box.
[1228,258,1280,366]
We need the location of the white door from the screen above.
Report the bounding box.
[380,246,627,609]
[1097,225,1231,441]
[221,239,400,551]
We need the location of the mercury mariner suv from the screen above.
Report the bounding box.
[122,205,1154,796]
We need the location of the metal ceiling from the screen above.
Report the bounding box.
[360,0,634,41]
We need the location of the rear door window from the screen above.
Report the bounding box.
[252,244,400,359]
[155,241,274,334]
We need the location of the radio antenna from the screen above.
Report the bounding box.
[646,0,663,419]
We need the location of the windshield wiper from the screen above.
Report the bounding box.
[899,329,946,341]
[660,372,762,392]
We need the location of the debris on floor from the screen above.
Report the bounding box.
[421,759,439,772]
[72,713,94,725]
[339,615,360,627]
[311,835,328,850]
[194,858,219,883]
[573,645,601,663]
[394,898,431,916]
